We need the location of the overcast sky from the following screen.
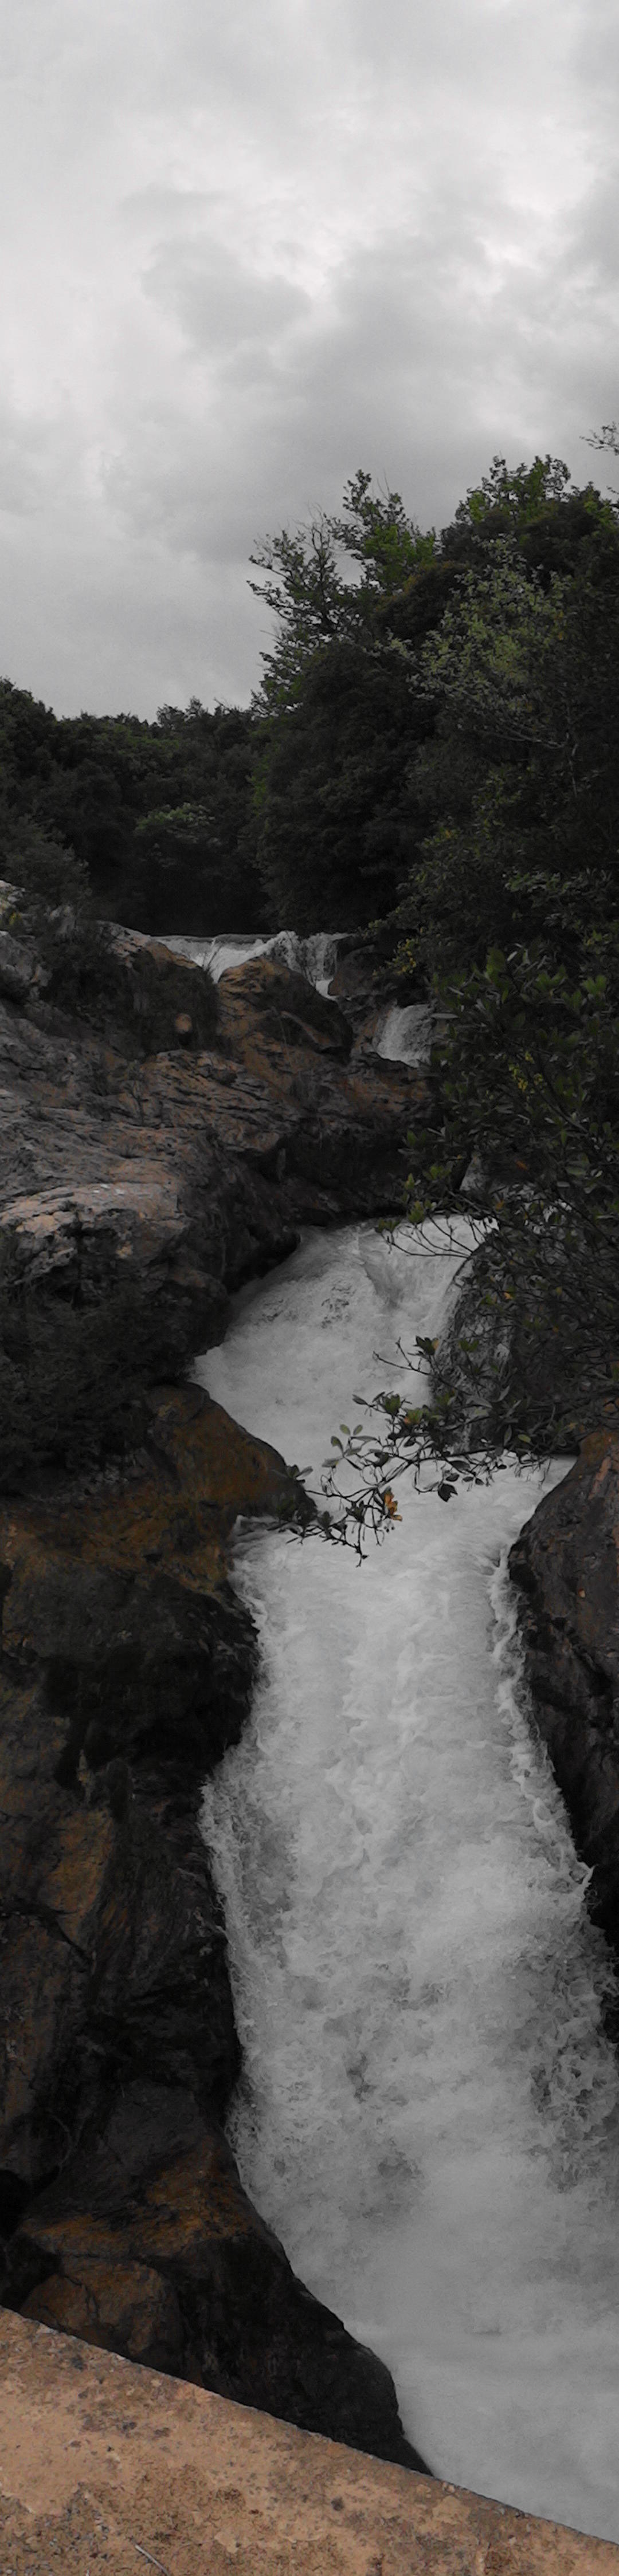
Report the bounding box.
[1,0,617,719]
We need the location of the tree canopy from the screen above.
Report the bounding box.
[0,690,264,935]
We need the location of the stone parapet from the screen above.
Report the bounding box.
[0,2312,617,2575]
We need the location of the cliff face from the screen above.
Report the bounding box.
[510,1434,619,1954]
[0,938,427,2469]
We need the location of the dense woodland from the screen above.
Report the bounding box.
[2,429,619,1496]
[2,435,617,950]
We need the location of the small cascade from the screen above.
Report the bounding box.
[375,1001,433,1066]
[163,928,346,990]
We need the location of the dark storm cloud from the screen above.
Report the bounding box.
[0,0,617,713]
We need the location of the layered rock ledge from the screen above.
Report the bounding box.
[0,935,428,2466]
[0,930,427,1344]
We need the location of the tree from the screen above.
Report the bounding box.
[317,453,619,1545]
[0,687,263,934]
[248,474,449,925]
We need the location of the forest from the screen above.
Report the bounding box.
[2,429,619,1493]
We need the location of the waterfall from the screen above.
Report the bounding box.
[163,929,430,1054]
[197,1221,619,2546]
[375,1001,433,1065]
[162,928,345,992]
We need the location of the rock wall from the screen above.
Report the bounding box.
[0,935,428,2469]
[0,934,428,1352]
[510,1433,619,1956]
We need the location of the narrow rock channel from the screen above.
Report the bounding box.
[197,1220,619,2546]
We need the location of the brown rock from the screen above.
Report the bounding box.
[11,2081,421,2462]
[0,1384,292,2181]
[23,2256,185,2372]
[0,1383,422,2467]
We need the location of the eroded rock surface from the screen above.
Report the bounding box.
[0,939,428,1346]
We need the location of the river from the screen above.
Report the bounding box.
[196,1218,619,2546]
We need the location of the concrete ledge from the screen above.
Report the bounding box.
[1,2312,617,2574]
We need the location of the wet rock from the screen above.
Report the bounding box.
[13,2081,423,2463]
[23,2254,185,2374]
[0,929,429,2468]
[510,1432,619,1949]
[0,1382,422,2465]
[0,1385,300,2182]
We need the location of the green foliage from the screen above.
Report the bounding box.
[381,499,619,989]
[315,445,619,1543]
[0,687,263,935]
[249,469,438,717]
[250,639,424,930]
[0,806,91,913]
[324,922,619,1547]
[249,475,448,927]
[249,454,619,938]
[2,438,618,1523]
[0,801,219,1051]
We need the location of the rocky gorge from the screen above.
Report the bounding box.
[2,902,619,2508]
[0,914,430,2467]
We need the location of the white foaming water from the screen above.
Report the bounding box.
[197,1223,619,2543]
[163,929,344,992]
[376,1001,433,1064]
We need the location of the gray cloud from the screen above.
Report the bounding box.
[0,0,617,715]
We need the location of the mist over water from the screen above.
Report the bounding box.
[197,1223,619,2543]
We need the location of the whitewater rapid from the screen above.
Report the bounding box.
[163,927,344,995]
[196,1221,619,2543]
